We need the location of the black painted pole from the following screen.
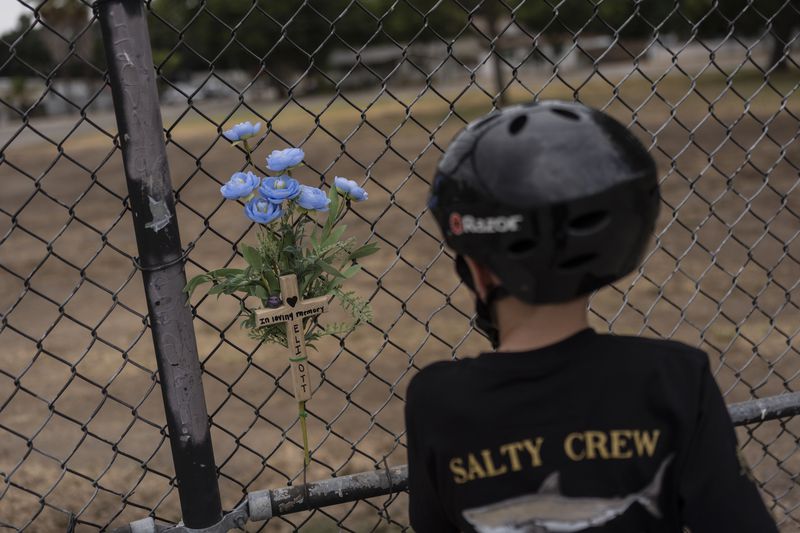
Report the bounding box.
[95,0,223,527]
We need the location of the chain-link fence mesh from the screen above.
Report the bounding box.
[1,0,799,530]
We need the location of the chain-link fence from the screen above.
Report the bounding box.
[1,0,799,530]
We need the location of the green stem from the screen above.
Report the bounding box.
[299,401,310,466]
[242,139,254,171]
[261,275,271,296]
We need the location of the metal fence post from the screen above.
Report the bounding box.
[95,0,223,528]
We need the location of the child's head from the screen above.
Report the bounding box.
[429,100,659,347]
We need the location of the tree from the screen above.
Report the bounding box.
[141,0,796,96]
[767,0,799,71]
[149,0,342,94]
[0,15,54,77]
[39,0,100,78]
[679,0,798,71]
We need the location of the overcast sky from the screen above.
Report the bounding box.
[1,1,36,36]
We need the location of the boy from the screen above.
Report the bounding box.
[406,101,778,532]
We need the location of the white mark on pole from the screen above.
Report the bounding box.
[145,196,172,232]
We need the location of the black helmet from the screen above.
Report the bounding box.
[429,100,659,346]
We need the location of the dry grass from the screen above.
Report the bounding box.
[1,65,799,531]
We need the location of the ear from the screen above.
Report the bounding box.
[463,256,500,303]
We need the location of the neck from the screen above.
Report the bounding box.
[492,296,590,352]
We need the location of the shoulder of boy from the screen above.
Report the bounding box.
[602,335,712,393]
[407,360,461,405]
[618,334,709,365]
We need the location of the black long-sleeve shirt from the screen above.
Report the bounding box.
[405,328,778,532]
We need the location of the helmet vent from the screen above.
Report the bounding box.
[508,115,527,135]
[568,211,609,234]
[559,253,597,269]
[551,107,580,121]
[507,238,537,255]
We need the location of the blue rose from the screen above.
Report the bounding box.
[266,147,304,172]
[334,176,368,201]
[222,121,261,142]
[259,176,301,204]
[295,185,331,212]
[220,171,261,199]
[245,196,282,224]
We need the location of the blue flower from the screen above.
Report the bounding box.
[220,171,261,199]
[266,147,304,172]
[295,185,331,212]
[222,121,261,142]
[334,176,368,201]
[245,196,282,224]
[259,176,301,204]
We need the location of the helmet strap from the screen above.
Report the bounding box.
[473,295,497,348]
[479,285,510,349]
[455,254,509,349]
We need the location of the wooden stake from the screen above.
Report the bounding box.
[254,274,328,402]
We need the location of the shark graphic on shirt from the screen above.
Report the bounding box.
[462,455,673,533]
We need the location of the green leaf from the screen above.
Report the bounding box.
[262,269,279,293]
[320,322,352,336]
[208,284,227,296]
[349,242,379,261]
[300,267,323,295]
[240,244,262,271]
[208,268,244,279]
[323,186,340,237]
[252,284,269,301]
[321,225,347,249]
[319,260,345,279]
[341,264,361,278]
[184,274,210,295]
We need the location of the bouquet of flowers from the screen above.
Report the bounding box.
[185,121,378,464]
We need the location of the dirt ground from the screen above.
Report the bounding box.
[1,63,799,532]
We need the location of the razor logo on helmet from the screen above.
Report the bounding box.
[449,213,523,235]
